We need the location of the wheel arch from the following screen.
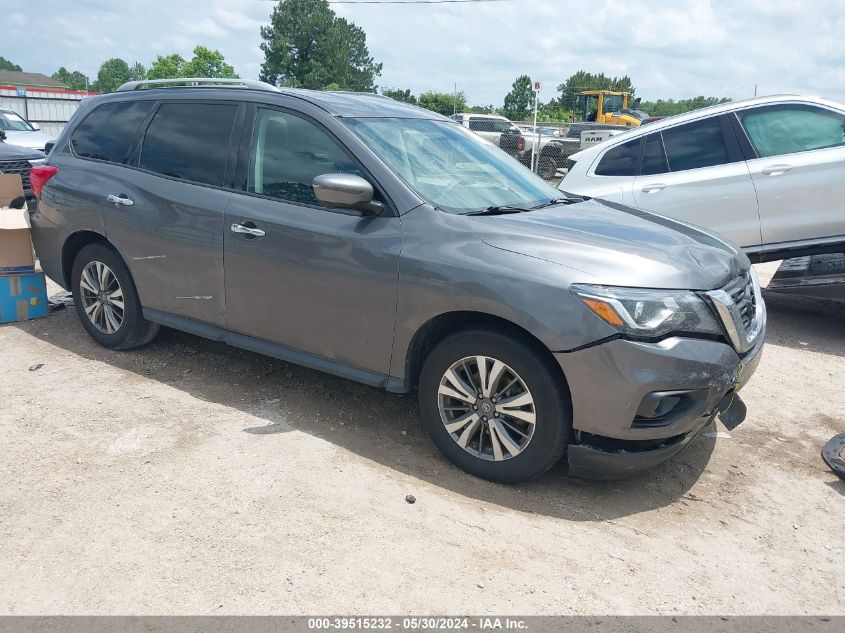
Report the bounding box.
[401,310,570,398]
[61,230,118,288]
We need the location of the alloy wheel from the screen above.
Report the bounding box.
[437,355,536,461]
[79,261,125,334]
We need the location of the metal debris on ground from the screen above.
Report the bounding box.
[405,495,416,504]
[28,363,44,372]
[48,291,74,311]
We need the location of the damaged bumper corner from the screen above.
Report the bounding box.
[556,331,765,480]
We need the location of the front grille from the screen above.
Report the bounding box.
[0,160,32,194]
[725,272,757,331]
[708,271,763,354]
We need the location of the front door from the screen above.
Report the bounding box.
[223,106,401,376]
[735,103,845,246]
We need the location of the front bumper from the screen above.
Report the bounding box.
[556,329,765,479]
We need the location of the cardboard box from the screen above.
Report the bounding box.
[0,270,48,324]
[0,174,36,273]
[0,172,27,208]
[0,207,35,273]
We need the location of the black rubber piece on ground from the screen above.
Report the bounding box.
[821,433,845,480]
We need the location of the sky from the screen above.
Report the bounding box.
[6,0,845,106]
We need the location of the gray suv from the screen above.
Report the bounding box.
[29,78,766,483]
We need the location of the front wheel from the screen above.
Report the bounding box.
[71,243,159,350]
[418,329,571,483]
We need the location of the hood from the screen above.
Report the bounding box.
[468,198,748,290]
[2,129,54,152]
[0,140,45,162]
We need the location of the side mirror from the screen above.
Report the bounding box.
[0,130,5,141]
[312,173,383,216]
[31,122,41,131]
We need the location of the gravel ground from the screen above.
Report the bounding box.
[0,263,842,615]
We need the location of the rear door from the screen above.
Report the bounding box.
[735,103,845,246]
[103,100,242,326]
[632,115,761,249]
[223,105,401,376]
[581,136,642,205]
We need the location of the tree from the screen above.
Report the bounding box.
[638,96,731,117]
[182,46,238,79]
[502,75,533,121]
[0,57,22,72]
[148,54,186,79]
[259,0,382,90]
[557,70,635,109]
[128,62,147,82]
[52,67,88,91]
[467,104,499,115]
[417,91,466,116]
[382,88,417,104]
[92,58,131,93]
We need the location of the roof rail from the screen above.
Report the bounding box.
[115,78,281,92]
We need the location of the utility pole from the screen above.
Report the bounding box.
[754,84,758,97]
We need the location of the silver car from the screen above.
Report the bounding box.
[560,95,845,261]
[0,107,54,152]
[29,78,765,483]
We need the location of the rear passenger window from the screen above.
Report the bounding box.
[594,138,641,176]
[248,108,361,206]
[139,102,238,187]
[71,101,154,163]
[661,117,730,172]
[640,133,668,175]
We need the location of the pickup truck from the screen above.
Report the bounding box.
[451,113,525,158]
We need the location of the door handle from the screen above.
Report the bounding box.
[640,183,667,194]
[761,164,792,176]
[230,223,266,238]
[106,194,134,206]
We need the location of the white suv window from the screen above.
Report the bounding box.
[738,104,845,158]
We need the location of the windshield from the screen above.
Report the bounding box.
[0,111,34,132]
[344,117,561,214]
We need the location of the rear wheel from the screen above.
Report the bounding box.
[71,243,159,350]
[418,329,570,483]
[538,156,557,179]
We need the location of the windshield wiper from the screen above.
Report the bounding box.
[465,205,530,216]
[530,196,587,210]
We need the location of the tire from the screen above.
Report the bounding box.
[538,156,557,180]
[71,242,159,350]
[418,328,571,483]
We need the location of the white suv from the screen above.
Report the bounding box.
[559,95,845,261]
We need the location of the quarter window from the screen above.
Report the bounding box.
[738,104,845,157]
[661,117,730,172]
[248,108,361,206]
[139,102,238,187]
[71,101,154,163]
[594,138,641,176]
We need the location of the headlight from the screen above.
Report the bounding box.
[571,284,723,339]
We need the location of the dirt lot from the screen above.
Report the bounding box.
[0,263,842,615]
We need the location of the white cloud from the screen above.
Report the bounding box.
[6,0,845,107]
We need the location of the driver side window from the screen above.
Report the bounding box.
[248,108,361,206]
